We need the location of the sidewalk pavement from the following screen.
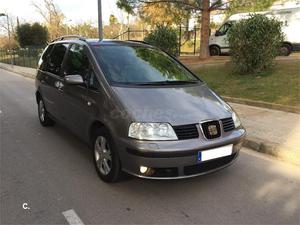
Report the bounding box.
[231,103,300,166]
[1,63,299,166]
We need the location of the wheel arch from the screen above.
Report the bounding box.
[88,120,106,145]
[281,41,293,50]
[209,44,221,50]
[35,91,41,104]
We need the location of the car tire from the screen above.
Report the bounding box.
[38,97,55,126]
[209,45,221,56]
[92,127,121,183]
[279,44,291,56]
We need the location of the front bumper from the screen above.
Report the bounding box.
[117,128,246,179]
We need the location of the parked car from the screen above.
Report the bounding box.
[209,7,300,56]
[35,36,246,182]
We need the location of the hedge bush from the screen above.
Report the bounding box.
[227,14,284,74]
[144,25,179,56]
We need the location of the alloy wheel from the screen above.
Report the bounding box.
[94,136,112,175]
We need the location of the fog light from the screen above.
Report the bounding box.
[140,166,148,174]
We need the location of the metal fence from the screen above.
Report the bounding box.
[0,47,44,68]
[113,26,201,55]
[0,26,201,69]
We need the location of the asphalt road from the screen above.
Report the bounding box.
[1,68,300,225]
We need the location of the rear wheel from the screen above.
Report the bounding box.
[209,45,221,56]
[92,127,121,182]
[38,98,54,126]
[279,44,291,56]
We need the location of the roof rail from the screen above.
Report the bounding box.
[51,35,86,43]
[127,40,151,45]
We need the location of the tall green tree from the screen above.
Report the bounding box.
[16,23,48,47]
[116,0,277,58]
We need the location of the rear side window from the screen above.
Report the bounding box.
[38,44,54,71]
[63,44,90,81]
[46,43,69,76]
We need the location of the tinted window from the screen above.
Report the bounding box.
[93,46,198,85]
[63,44,89,80]
[88,70,100,91]
[38,44,54,71]
[47,43,69,76]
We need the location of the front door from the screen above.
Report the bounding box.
[59,44,93,138]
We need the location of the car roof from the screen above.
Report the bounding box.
[51,38,152,48]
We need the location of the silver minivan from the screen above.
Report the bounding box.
[35,36,246,182]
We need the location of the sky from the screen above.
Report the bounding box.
[1,0,125,26]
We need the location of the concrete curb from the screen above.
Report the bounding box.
[0,62,36,79]
[1,63,299,166]
[243,137,300,166]
[223,96,300,114]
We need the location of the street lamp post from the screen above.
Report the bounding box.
[97,0,103,40]
[0,13,12,65]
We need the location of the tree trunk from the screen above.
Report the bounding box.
[199,0,210,59]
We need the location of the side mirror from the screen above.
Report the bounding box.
[64,75,84,85]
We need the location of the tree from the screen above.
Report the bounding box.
[227,14,284,74]
[116,0,277,59]
[16,23,48,47]
[109,15,119,25]
[139,3,189,27]
[68,22,98,38]
[144,25,179,55]
[32,0,65,40]
[226,0,278,15]
[31,23,49,45]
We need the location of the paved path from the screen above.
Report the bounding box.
[232,103,300,149]
[1,69,300,224]
[231,103,300,164]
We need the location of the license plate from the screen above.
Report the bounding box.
[198,144,233,162]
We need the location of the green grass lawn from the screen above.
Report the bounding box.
[194,60,300,107]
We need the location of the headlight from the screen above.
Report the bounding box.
[232,111,241,128]
[128,122,178,140]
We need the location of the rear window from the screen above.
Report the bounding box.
[92,45,199,85]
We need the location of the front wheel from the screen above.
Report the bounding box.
[92,127,121,182]
[209,46,221,56]
[38,98,54,126]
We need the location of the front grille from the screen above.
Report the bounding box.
[201,121,221,139]
[221,117,235,132]
[183,153,236,176]
[173,124,199,140]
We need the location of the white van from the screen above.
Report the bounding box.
[209,7,300,56]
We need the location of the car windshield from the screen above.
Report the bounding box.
[92,45,199,85]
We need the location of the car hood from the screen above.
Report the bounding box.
[112,83,233,125]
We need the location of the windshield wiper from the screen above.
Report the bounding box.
[135,80,199,85]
